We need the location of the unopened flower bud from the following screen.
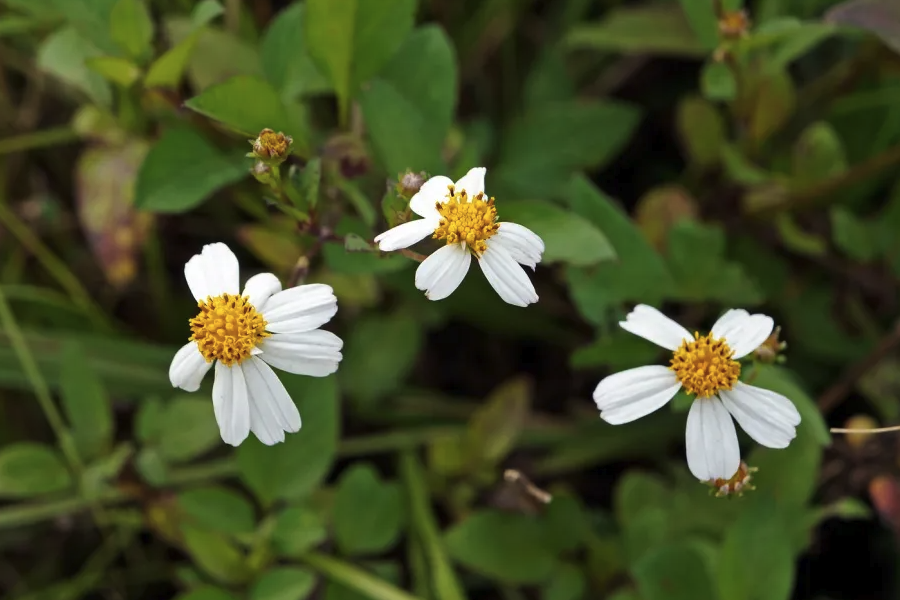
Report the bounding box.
[250,128,292,164]
[718,9,751,40]
[707,461,758,498]
[250,161,276,187]
[396,170,427,199]
[754,326,786,364]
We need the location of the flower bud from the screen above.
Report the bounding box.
[250,128,292,165]
[396,170,427,199]
[250,161,277,187]
[754,326,786,364]
[707,461,757,498]
[718,9,751,40]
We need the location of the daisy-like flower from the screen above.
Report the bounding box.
[374,167,545,307]
[168,243,343,447]
[593,305,802,481]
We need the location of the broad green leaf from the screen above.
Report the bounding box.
[677,0,720,50]
[501,199,616,266]
[158,395,222,463]
[45,0,118,54]
[237,375,339,505]
[523,48,576,109]
[333,463,404,555]
[445,510,558,584]
[632,542,719,600]
[0,443,73,498]
[542,563,587,600]
[466,377,531,468]
[134,126,248,213]
[184,75,308,148]
[565,4,706,56]
[192,0,224,27]
[676,95,726,168]
[830,207,879,262]
[700,61,737,101]
[793,121,848,186]
[251,568,316,600]
[540,493,589,554]
[182,525,250,584]
[718,499,793,600]
[60,341,114,460]
[109,0,153,61]
[260,3,330,99]
[37,26,111,107]
[145,30,202,89]
[340,313,422,408]
[179,486,256,535]
[85,56,141,87]
[165,19,261,91]
[271,505,328,557]
[495,101,641,199]
[174,586,240,600]
[360,25,457,176]
[304,0,417,120]
[748,67,796,143]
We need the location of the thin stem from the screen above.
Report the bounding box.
[398,248,427,263]
[831,425,900,435]
[0,489,128,530]
[299,551,423,600]
[0,126,78,155]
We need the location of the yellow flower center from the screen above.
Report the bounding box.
[432,185,499,254]
[189,293,270,366]
[669,332,741,398]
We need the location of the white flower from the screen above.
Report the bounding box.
[168,243,343,447]
[593,305,801,481]
[374,167,545,307]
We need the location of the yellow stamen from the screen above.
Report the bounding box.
[432,184,499,255]
[189,293,269,366]
[670,332,741,398]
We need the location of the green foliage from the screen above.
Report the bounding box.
[0,443,72,497]
[333,463,404,555]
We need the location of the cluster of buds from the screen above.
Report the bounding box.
[707,461,758,498]
[713,9,751,62]
[753,326,787,364]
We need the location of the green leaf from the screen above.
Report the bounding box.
[0,443,72,498]
[700,61,737,101]
[495,101,641,199]
[748,67,796,143]
[360,25,457,176]
[192,0,224,27]
[237,375,339,505]
[85,56,141,87]
[182,525,250,585]
[173,586,240,600]
[792,121,848,186]
[501,200,616,266]
[179,486,256,535]
[304,0,417,121]
[462,376,531,471]
[540,493,589,554]
[830,207,879,263]
[165,19,262,91]
[445,510,558,584]
[340,313,422,408]
[299,158,322,209]
[37,26,111,107]
[632,542,719,600]
[542,563,587,600]
[676,95,726,168]
[145,30,201,89]
[251,567,317,600]
[134,126,248,213]
[260,3,330,99]
[184,75,308,148]
[271,505,328,557]
[677,0,720,50]
[334,463,404,556]
[565,4,707,57]
[158,395,222,463]
[59,341,114,460]
[45,0,118,54]
[109,0,153,61]
[718,499,793,600]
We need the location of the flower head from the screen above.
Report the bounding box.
[373,167,545,307]
[592,305,801,481]
[250,129,292,164]
[168,243,343,446]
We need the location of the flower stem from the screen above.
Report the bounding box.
[298,551,423,600]
[830,425,900,435]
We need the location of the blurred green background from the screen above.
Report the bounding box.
[1,0,900,598]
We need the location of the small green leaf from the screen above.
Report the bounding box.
[565,4,707,57]
[540,493,589,554]
[676,95,726,168]
[464,377,531,469]
[184,75,308,148]
[700,61,737,101]
[632,542,719,600]
[182,525,251,585]
[830,207,879,263]
[501,199,616,266]
[85,56,141,87]
[134,126,247,213]
[145,30,202,89]
[748,67,796,143]
[271,505,328,557]
[251,567,317,600]
[164,19,261,91]
[37,26,111,107]
[109,0,153,61]
[237,375,339,505]
[793,121,848,185]
[60,341,114,460]
[299,158,322,209]
[677,0,720,50]
[179,486,256,535]
[158,395,222,463]
[542,563,587,600]
[304,0,417,121]
[192,0,224,28]
[445,510,558,584]
[260,3,329,99]
[0,443,73,498]
[344,233,375,252]
[333,463,404,556]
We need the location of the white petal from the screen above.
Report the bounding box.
[184,242,240,301]
[492,223,545,270]
[719,382,800,449]
[593,365,681,424]
[711,309,774,359]
[409,175,453,218]
[685,397,740,481]
[263,284,338,333]
[453,167,486,197]
[242,272,282,311]
[479,242,538,307]
[619,305,693,351]
[169,342,213,392]
[212,361,250,446]
[374,218,437,252]
[259,330,343,377]
[242,357,301,445]
[414,243,471,301]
